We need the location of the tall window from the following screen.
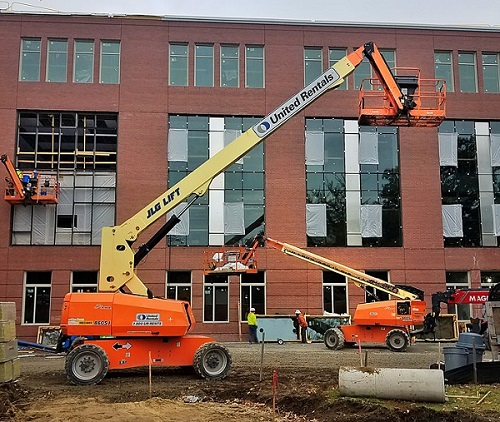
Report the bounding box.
[240,272,265,320]
[23,271,51,324]
[169,43,188,86]
[71,271,98,292]
[446,271,470,321]
[166,271,192,302]
[482,53,500,93]
[323,271,347,314]
[354,49,395,90]
[439,120,480,247]
[195,44,214,87]
[204,274,229,322]
[167,115,265,247]
[100,41,120,84]
[304,48,323,85]
[245,45,264,88]
[46,39,67,82]
[329,48,347,90]
[13,111,117,246]
[74,40,94,83]
[19,38,41,82]
[458,52,477,93]
[221,45,239,87]
[435,51,454,92]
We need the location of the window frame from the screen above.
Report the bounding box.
[22,271,52,325]
[169,43,189,86]
[481,52,500,93]
[304,47,323,86]
[328,48,348,90]
[322,271,348,314]
[194,43,214,87]
[46,39,68,83]
[99,40,120,84]
[435,50,454,93]
[240,272,266,321]
[203,274,229,323]
[73,39,95,83]
[458,51,478,93]
[220,44,239,88]
[19,38,42,82]
[245,45,264,88]
[166,271,192,303]
[446,271,471,321]
[71,271,98,293]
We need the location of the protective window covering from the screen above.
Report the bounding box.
[167,203,190,236]
[224,202,245,235]
[442,204,463,237]
[360,204,382,238]
[491,134,500,167]
[359,132,379,164]
[168,128,188,162]
[33,206,55,245]
[492,204,500,236]
[305,131,324,165]
[439,133,458,166]
[306,203,327,237]
[92,204,115,244]
[224,129,243,164]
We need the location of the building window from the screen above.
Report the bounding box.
[329,48,347,90]
[23,271,51,324]
[100,41,120,84]
[446,271,470,321]
[364,271,390,303]
[435,51,454,92]
[458,52,478,93]
[245,45,264,88]
[74,40,94,83]
[169,43,188,86]
[71,271,98,292]
[304,47,323,85]
[481,271,500,289]
[166,271,192,302]
[167,115,265,247]
[12,111,117,246]
[240,272,265,320]
[439,120,480,247]
[46,39,67,82]
[195,44,214,87]
[221,45,239,88]
[354,49,395,90]
[20,38,41,82]
[323,271,347,314]
[482,53,500,93]
[204,274,229,322]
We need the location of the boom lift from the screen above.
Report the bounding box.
[1,154,59,205]
[58,42,445,385]
[217,236,426,351]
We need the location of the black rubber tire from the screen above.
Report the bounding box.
[385,329,409,352]
[65,344,109,385]
[324,328,345,350]
[193,342,232,380]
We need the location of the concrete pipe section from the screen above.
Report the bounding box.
[339,367,445,403]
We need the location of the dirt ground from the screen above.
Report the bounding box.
[2,341,500,421]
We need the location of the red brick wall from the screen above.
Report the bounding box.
[1,14,500,341]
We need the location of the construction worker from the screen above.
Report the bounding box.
[295,310,308,343]
[247,307,259,344]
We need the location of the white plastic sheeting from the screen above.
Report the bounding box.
[491,134,500,167]
[168,128,188,162]
[167,203,190,236]
[306,203,327,237]
[305,131,324,165]
[439,133,458,167]
[442,204,463,237]
[492,204,500,236]
[360,204,382,238]
[224,202,245,235]
[359,132,379,164]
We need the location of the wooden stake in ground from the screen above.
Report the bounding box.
[272,370,278,420]
[149,351,152,399]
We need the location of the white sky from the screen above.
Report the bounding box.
[1,0,499,28]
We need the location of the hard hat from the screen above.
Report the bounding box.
[250,307,255,312]
[295,310,301,314]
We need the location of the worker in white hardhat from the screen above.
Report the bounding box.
[247,307,258,344]
[295,310,308,343]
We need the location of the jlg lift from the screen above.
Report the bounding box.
[1,154,59,205]
[58,41,445,385]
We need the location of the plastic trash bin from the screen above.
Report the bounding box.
[457,332,485,365]
[443,347,469,371]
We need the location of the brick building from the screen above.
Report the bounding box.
[1,12,500,342]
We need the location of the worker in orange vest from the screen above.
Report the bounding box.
[295,310,308,343]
